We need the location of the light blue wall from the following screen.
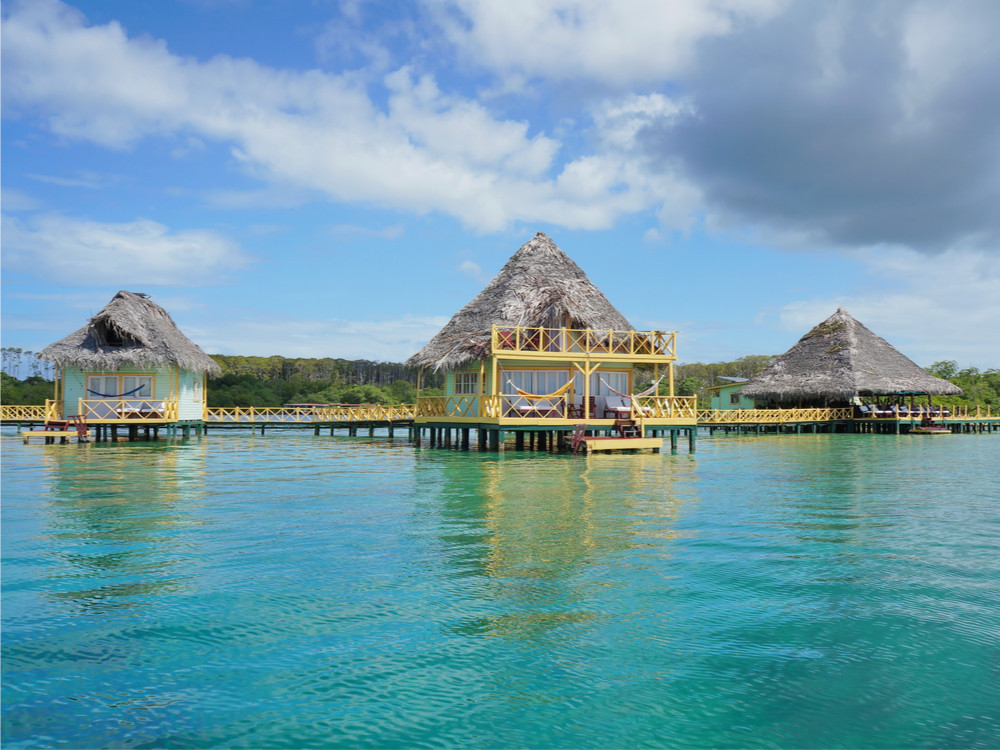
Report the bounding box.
[62,365,206,420]
[710,384,755,410]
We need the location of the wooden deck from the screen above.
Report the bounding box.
[22,429,91,444]
[3,403,997,448]
[580,436,663,453]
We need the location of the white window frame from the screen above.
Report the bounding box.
[454,371,480,395]
[501,369,571,395]
[87,374,154,399]
[573,370,629,396]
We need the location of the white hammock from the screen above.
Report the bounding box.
[599,373,667,401]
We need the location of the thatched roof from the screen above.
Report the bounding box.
[741,307,961,402]
[407,233,633,371]
[39,291,222,376]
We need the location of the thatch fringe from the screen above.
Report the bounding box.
[407,233,633,371]
[39,291,222,376]
[741,308,962,402]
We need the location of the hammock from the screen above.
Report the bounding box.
[504,378,573,401]
[86,384,146,399]
[599,373,667,401]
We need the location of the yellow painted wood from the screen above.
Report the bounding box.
[492,325,677,360]
[698,408,853,423]
[1,405,48,420]
[22,430,89,443]
[582,437,662,453]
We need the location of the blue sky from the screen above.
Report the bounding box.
[3,0,999,369]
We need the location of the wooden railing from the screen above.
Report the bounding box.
[699,408,854,424]
[492,326,676,358]
[633,395,698,420]
[4,402,993,426]
[416,395,697,421]
[205,404,416,423]
[0,404,50,421]
[77,398,179,422]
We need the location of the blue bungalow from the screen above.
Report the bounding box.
[707,377,755,410]
[38,291,221,426]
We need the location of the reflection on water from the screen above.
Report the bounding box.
[39,442,208,613]
[433,453,697,642]
[2,431,999,749]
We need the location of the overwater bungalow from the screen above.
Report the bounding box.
[707,377,755,410]
[38,291,221,432]
[406,233,697,450]
[741,307,962,414]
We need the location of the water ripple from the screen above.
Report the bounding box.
[2,431,999,748]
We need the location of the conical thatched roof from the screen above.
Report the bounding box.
[407,233,633,371]
[39,291,222,375]
[741,308,961,402]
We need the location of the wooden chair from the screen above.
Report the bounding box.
[615,419,640,438]
[569,396,597,419]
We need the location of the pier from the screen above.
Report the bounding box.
[3,403,997,452]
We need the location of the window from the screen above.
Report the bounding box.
[193,378,203,402]
[573,370,629,396]
[87,374,153,398]
[454,371,480,395]
[501,370,571,395]
[730,392,742,405]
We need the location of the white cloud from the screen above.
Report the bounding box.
[193,314,450,361]
[0,188,42,211]
[431,0,786,86]
[457,259,489,283]
[1,213,249,286]
[777,247,1000,368]
[0,0,694,232]
[25,170,109,189]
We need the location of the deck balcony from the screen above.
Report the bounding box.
[415,394,697,425]
[76,398,180,423]
[492,326,676,362]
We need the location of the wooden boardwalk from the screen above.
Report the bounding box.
[3,403,997,448]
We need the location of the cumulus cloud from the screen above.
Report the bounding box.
[432,0,786,86]
[777,246,1000,368]
[194,314,450,361]
[1,213,249,286]
[5,0,996,253]
[635,1,1000,254]
[430,0,1000,253]
[0,0,671,232]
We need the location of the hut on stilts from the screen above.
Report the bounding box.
[38,290,222,441]
[741,307,962,432]
[406,232,698,452]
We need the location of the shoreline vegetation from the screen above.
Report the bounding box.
[2,348,996,412]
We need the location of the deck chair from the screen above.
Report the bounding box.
[603,395,631,419]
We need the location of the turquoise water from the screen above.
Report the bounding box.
[2,430,999,749]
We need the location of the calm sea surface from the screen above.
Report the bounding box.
[2,430,999,749]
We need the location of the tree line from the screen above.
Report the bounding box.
[1,348,56,380]
[206,355,443,407]
[3,351,997,410]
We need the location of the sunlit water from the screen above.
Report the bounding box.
[2,430,999,749]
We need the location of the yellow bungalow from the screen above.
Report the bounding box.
[406,233,697,451]
[38,290,221,438]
